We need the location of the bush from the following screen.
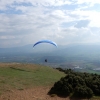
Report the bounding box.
[73,86,93,99]
[48,80,73,96]
[48,68,100,99]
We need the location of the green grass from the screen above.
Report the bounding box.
[0,63,65,93]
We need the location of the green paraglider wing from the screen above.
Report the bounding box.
[33,40,57,47]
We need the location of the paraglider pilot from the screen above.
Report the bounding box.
[45,59,47,62]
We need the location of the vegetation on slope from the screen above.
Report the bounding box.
[48,68,100,99]
[0,63,65,94]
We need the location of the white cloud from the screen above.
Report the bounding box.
[27,0,72,6]
[55,27,100,45]
[0,0,100,47]
[0,0,72,10]
[71,10,100,27]
[75,0,100,6]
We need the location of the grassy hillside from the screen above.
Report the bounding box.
[0,63,65,94]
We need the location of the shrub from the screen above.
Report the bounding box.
[73,86,93,99]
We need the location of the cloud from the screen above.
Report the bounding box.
[0,0,100,47]
[55,27,100,45]
[76,0,100,5]
[74,20,90,28]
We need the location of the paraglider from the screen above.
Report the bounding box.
[33,40,57,47]
[45,59,47,62]
[33,40,57,63]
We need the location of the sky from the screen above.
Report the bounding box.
[0,0,100,48]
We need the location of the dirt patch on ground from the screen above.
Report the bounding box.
[0,86,70,100]
[0,63,38,69]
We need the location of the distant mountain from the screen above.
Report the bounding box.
[52,44,100,55]
[1,44,100,63]
[1,44,100,55]
[0,44,33,54]
[0,44,59,54]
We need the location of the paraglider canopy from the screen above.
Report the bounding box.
[33,40,57,47]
